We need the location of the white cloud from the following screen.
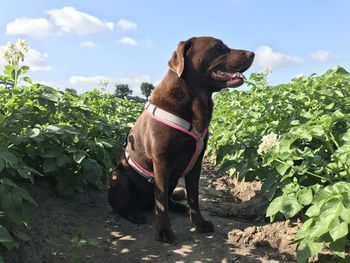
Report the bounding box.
[116,19,137,31]
[310,50,337,63]
[6,17,57,38]
[48,6,114,35]
[0,44,51,72]
[69,75,109,89]
[26,49,51,71]
[68,74,153,96]
[80,41,96,48]
[119,36,138,46]
[6,6,114,38]
[255,45,303,69]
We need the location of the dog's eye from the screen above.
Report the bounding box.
[214,44,228,51]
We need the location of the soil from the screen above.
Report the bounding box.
[3,161,300,263]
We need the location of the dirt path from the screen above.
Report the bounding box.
[3,161,298,263]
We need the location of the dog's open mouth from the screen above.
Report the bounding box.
[210,71,246,87]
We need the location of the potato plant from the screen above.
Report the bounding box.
[208,66,350,261]
[0,42,142,250]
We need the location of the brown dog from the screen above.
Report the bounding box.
[108,36,254,243]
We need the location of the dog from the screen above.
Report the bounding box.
[108,36,254,243]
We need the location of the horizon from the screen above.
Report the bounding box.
[0,1,349,97]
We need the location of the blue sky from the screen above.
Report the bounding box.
[0,0,349,96]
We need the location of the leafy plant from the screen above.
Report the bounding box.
[71,230,100,263]
[0,40,143,250]
[208,66,350,261]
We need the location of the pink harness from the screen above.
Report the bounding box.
[125,102,208,183]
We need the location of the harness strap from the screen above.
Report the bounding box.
[145,102,191,131]
[125,102,208,184]
[180,129,207,177]
[125,150,155,183]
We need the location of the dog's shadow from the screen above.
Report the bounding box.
[100,198,288,263]
[103,208,238,262]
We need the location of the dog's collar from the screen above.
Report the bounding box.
[125,102,208,183]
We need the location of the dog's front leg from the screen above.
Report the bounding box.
[185,153,214,233]
[153,158,174,243]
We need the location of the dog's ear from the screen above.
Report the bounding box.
[168,40,190,78]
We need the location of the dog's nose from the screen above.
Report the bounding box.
[246,51,255,59]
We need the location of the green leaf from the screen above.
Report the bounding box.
[329,236,347,258]
[43,158,57,173]
[23,76,32,84]
[40,93,60,102]
[27,128,41,138]
[340,206,350,223]
[0,146,18,165]
[12,230,30,241]
[56,155,70,167]
[0,187,24,224]
[295,218,313,240]
[329,220,348,241]
[309,214,334,240]
[276,161,291,176]
[46,125,64,134]
[320,198,342,219]
[296,239,323,262]
[1,178,18,188]
[16,186,38,207]
[219,160,236,174]
[306,202,323,217]
[82,158,103,178]
[20,65,29,72]
[73,151,86,164]
[0,224,14,243]
[297,188,313,206]
[0,159,4,172]
[266,196,283,221]
[341,129,350,142]
[280,196,303,218]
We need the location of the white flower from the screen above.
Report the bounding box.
[16,39,29,54]
[261,66,272,76]
[257,132,279,155]
[2,39,29,65]
[2,49,10,61]
[98,78,110,91]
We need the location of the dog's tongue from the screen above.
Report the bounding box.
[211,71,246,87]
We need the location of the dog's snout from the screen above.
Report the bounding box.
[246,51,255,60]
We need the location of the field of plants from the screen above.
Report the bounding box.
[0,41,143,258]
[208,67,350,261]
[1,40,350,262]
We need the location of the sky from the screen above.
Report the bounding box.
[0,0,349,97]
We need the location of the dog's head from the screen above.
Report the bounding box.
[168,36,254,92]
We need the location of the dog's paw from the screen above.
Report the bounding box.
[194,220,214,233]
[155,227,175,243]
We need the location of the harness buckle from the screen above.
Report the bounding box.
[123,133,129,149]
[151,106,157,115]
[147,177,155,184]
